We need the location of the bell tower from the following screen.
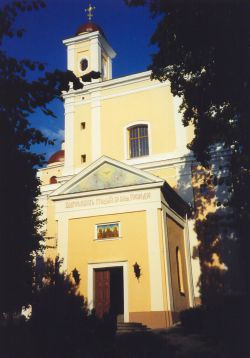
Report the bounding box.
[62,4,116,81]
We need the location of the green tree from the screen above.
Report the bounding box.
[126,0,250,300]
[0,1,98,318]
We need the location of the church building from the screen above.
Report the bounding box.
[38,8,201,329]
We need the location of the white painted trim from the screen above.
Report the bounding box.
[161,207,174,311]
[63,98,75,176]
[53,189,162,220]
[125,150,192,168]
[183,214,195,307]
[40,183,61,194]
[62,71,170,101]
[173,96,187,150]
[146,207,164,311]
[123,121,152,160]
[107,56,112,80]
[70,152,194,176]
[88,261,129,322]
[100,82,168,101]
[51,155,164,198]
[67,44,75,71]
[63,31,116,60]
[51,182,162,202]
[57,217,68,271]
[55,202,157,221]
[63,79,169,104]
[90,36,101,74]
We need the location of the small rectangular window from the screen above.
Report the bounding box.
[81,154,86,163]
[81,122,86,130]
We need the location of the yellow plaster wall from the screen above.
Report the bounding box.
[100,84,176,160]
[38,165,63,186]
[147,167,177,188]
[166,215,190,314]
[192,165,216,220]
[67,211,151,312]
[187,123,194,145]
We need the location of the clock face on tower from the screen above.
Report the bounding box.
[80,58,88,71]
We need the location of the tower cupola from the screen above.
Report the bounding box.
[63,4,116,81]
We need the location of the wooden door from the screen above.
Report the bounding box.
[94,269,110,318]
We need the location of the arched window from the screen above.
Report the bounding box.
[176,247,185,295]
[50,176,57,184]
[128,125,149,158]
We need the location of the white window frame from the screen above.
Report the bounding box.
[88,261,129,322]
[124,121,152,160]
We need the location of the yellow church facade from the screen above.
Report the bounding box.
[38,20,200,329]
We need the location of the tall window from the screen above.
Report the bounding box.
[176,247,185,295]
[128,125,149,158]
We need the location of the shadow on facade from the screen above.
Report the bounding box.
[176,155,249,355]
[176,154,242,305]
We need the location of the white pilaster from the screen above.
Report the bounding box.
[146,207,164,310]
[184,216,195,306]
[91,91,101,161]
[90,35,102,75]
[67,44,75,71]
[56,216,69,271]
[63,96,75,176]
[187,219,201,299]
[107,57,112,80]
[161,208,174,312]
[173,96,188,153]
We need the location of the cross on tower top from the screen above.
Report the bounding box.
[85,3,96,22]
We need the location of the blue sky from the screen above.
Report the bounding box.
[3,0,158,160]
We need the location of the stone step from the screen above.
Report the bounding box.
[116,322,151,334]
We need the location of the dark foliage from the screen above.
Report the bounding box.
[126,1,250,313]
[0,257,116,358]
[180,306,204,333]
[0,1,99,317]
[180,295,248,357]
[30,257,90,358]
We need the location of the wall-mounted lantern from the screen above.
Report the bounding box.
[133,262,141,281]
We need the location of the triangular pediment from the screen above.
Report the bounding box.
[52,156,163,196]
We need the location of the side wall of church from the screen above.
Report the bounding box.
[166,215,190,318]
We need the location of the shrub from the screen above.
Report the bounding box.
[29,257,94,357]
[180,306,205,332]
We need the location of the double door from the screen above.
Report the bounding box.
[94,267,124,319]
